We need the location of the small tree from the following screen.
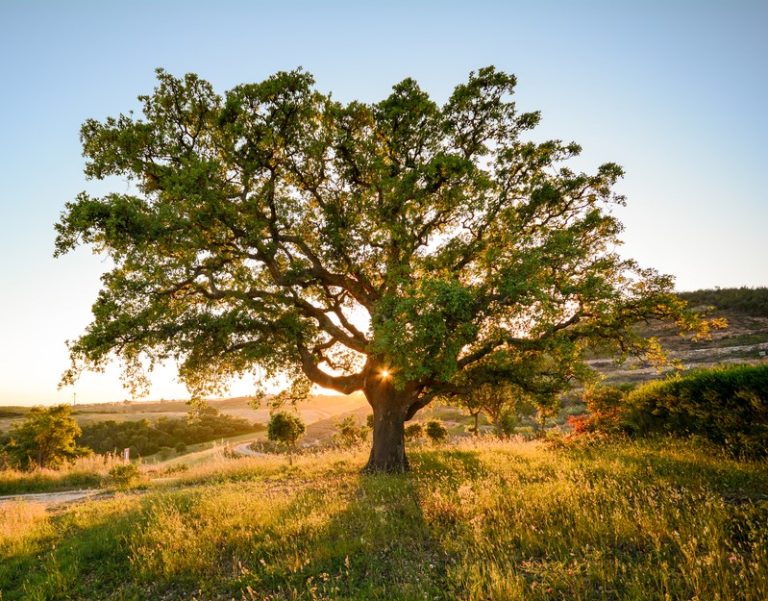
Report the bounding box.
[267,411,306,453]
[4,405,89,470]
[534,395,561,433]
[459,392,485,436]
[569,384,629,435]
[495,409,518,437]
[404,422,424,440]
[458,382,532,437]
[334,416,369,448]
[425,420,448,443]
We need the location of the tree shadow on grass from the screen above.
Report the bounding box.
[2,450,494,601]
[227,468,456,600]
[412,448,488,481]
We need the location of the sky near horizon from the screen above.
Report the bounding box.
[0,1,766,406]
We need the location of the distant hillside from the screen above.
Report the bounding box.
[678,286,768,317]
[591,286,768,385]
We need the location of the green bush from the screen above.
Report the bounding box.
[425,420,448,443]
[107,463,141,488]
[495,410,518,437]
[624,364,768,457]
[1,405,90,470]
[334,416,369,448]
[404,422,424,440]
[568,384,632,435]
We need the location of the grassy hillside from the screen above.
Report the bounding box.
[678,286,768,317]
[2,438,767,600]
[0,393,369,434]
[586,288,768,386]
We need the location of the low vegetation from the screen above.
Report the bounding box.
[571,364,768,458]
[624,364,768,457]
[78,408,262,458]
[0,453,123,495]
[1,438,766,600]
[267,412,306,451]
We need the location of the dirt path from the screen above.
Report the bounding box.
[233,442,268,457]
[0,488,106,508]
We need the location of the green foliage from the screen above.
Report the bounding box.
[568,384,630,435]
[404,422,424,440]
[425,420,448,443]
[78,411,260,457]
[1,405,89,470]
[679,286,768,317]
[624,364,768,457]
[107,463,141,489]
[333,416,368,448]
[267,412,306,448]
[55,66,702,452]
[495,410,518,437]
[457,382,535,437]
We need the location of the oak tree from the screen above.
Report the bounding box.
[56,67,702,472]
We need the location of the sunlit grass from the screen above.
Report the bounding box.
[1,437,766,600]
[0,453,127,495]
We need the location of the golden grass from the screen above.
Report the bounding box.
[1,437,766,600]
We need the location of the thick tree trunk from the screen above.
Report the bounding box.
[363,371,413,473]
[365,401,408,473]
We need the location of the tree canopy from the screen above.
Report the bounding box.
[267,411,306,449]
[56,67,705,471]
[2,405,88,470]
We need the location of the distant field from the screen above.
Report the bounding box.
[0,393,369,433]
[1,438,766,600]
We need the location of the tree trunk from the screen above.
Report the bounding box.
[474,412,479,436]
[363,373,412,473]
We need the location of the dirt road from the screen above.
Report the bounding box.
[0,488,105,508]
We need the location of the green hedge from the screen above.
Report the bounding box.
[624,364,768,457]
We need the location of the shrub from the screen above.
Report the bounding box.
[107,463,141,488]
[3,405,90,470]
[425,420,448,443]
[162,463,189,475]
[495,410,518,437]
[624,364,768,457]
[568,384,631,435]
[174,442,187,453]
[334,416,369,448]
[404,422,424,440]
[156,446,174,461]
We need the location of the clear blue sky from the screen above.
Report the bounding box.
[1,0,766,405]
